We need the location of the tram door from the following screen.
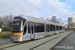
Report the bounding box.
[30,22,34,39]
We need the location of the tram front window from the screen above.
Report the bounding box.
[12,24,20,32]
[11,21,21,32]
[11,16,26,33]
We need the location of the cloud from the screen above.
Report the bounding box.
[68,12,75,18]
[0,0,72,21]
[66,0,75,3]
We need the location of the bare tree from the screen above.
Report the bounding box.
[40,17,44,20]
[50,16,59,23]
[0,16,3,28]
[46,18,50,21]
[0,14,14,31]
[57,18,62,24]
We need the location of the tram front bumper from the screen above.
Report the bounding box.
[10,36,22,42]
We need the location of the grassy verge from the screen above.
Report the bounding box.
[0,32,11,39]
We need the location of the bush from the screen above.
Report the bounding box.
[0,32,11,39]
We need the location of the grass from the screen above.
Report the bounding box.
[0,32,11,39]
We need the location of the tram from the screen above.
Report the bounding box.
[10,16,65,42]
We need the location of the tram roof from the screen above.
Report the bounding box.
[15,16,63,26]
[45,20,62,26]
[24,16,63,26]
[22,16,45,22]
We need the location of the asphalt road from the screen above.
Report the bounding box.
[53,32,75,50]
[0,38,12,45]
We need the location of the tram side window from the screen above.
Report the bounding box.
[56,26,57,30]
[59,26,60,30]
[54,25,55,31]
[58,26,59,30]
[50,25,52,31]
[23,22,27,35]
[39,24,44,32]
[39,23,44,32]
[59,26,61,30]
[62,27,63,30]
[23,18,26,25]
[60,26,62,30]
[28,22,30,33]
[61,26,62,30]
[34,23,38,32]
[38,23,44,32]
[56,26,58,30]
[57,26,58,30]
[50,25,55,31]
[46,24,50,32]
[34,23,44,32]
[52,25,55,31]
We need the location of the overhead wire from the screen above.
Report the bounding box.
[23,0,53,16]
[23,0,42,10]
[54,0,68,17]
[23,0,68,18]
[23,0,68,24]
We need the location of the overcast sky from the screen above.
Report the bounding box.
[0,0,75,22]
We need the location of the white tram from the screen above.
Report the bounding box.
[10,16,65,42]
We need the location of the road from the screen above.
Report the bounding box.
[0,38,12,45]
[53,31,75,50]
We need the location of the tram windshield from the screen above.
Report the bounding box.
[11,17,23,32]
[12,21,21,32]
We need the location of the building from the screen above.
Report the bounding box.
[68,17,75,30]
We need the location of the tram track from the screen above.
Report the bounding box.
[29,32,72,50]
[0,32,70,50]
[0,39,37,50]
[0,42,12,46]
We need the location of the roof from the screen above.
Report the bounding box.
[14,16,63,26]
